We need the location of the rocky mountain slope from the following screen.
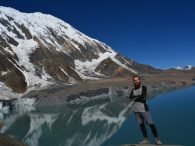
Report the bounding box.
[0,6,159,96]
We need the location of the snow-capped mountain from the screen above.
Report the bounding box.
[175,65,192,70]
[0,6,159,95]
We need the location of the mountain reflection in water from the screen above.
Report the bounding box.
[0,96,133,146]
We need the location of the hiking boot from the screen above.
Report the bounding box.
[155,137,162,145]
[139,138,150,144]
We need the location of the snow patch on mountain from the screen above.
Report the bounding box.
[7,38,53,90]
[11,39,37,72]
[0,82,19,99]
[75,51,137,76]
[75,51,116,76]
[175,65,192,70]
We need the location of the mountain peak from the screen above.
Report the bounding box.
[0,6,79,42]
[0,6,159,97]
[175,65,192,70]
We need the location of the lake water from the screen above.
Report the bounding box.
[0,86,195,146]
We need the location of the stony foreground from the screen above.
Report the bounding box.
[0,133,27,146]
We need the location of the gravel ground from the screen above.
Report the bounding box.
[0,133,27,146]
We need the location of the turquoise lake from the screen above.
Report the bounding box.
[103,86,195,146]
[0,86,195,146]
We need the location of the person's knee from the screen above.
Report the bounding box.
[136,115,144,124]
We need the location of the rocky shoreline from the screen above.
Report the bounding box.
[22,73,195,107]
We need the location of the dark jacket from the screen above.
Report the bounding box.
[129,86,149,111]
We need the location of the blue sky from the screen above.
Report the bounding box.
[1,0,195,69]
